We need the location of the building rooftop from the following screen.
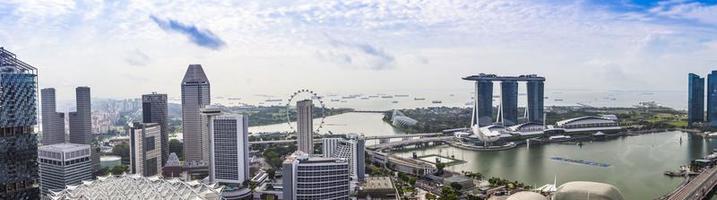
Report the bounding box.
[39,143,90,153]
[462,73,545,81]
[182,64,210,84]
[362,177,394,190]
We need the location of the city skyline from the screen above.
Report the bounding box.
[3,1,717,101]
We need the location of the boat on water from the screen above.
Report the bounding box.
[368,95,379,98]
[360,97,369,100]
[395,94,409,97]
[414,98,426,101]
[265,99,282,102]
[549,135,571,142]
[554,98,564,102]
[432,100,442,104]
[330,99,340,102]
[550,156,610,168]
[381,95,393,98]
[392,101,399,104]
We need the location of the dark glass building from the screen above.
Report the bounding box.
[688,73,705,125]
[708,71,717,127]
[142,93,169,165]
[527,80,545,124]
[473,80,494,127]
[501,81,519,126]
[0,47,40,199]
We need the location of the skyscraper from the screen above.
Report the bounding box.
[283,151,350,200]
[0,47,40,199]
[181,64,211,163]
[41,88,66,145]
[526,80,545,124]
[142,92,169,165]
[129,122,162,177]
[472,80,494,127]
[500,80,519,126]
[38,143,92,196]
[296,99,314,153]
[689,73,705,125]
[205,110,251,198]
[322,134,366,181]
[69,86,91,144]
[707,71,717,127]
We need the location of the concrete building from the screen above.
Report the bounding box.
[282,151,351,200]
[0,47,40,199]
[41,88,66,145]
[203,108,251,199]
[500,80,519,126]
[296,99,314,154]
[181,64,211,164]
[357,177,399,200]
[464,74,546,127]
[129,122,162,177]
[690,73,706,125]
[322,134,366,181]
[142,92,169,165]
[526,80,545,123]
[69,87,91,145]
[38,143,92,196]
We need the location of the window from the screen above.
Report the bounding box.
[145,136,155,151]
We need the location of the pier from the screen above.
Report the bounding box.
[662,166,717,200]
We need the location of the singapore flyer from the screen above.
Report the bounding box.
[285,89,327,134]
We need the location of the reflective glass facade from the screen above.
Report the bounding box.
[0,47,40,200]
[688,73,705,125]
[473,80,493,126]
[708,71,717,127]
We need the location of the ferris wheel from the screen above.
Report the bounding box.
[285,89,327,134]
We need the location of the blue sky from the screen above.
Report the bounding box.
[1,0,717,101]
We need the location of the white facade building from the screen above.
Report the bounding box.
[38,143,92,196]
[282,151,350,200]
[129,122,162,177]
[322,134,366,181]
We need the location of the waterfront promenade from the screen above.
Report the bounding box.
[664,166,717,200]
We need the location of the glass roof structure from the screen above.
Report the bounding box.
[48,174,224,200]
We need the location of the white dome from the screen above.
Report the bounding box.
[554,181,624,200]
[507,191,547,200]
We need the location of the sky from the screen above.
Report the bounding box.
[2,0,717,102]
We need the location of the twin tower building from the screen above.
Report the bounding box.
[688,71,717,127]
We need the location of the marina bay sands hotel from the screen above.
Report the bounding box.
[463,73,545,127]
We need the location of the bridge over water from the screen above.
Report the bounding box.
[662,166,717,200]
[249,132,445,145]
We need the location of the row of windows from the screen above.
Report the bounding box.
[297,181,349,189]
[297,176,348,183]
[39,157,89,166]
[298,165,348,170]
[297,170,349,177]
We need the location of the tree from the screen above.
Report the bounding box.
[112,142,130,164]
[266,168,276,179]
[450,182,463,191]
[169,139,183,160]
[111,165,128,175]
[438,186,459,200]
[425,193,437,200]
[435,163,446,176]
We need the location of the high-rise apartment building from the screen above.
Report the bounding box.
[129,122,162,177]
[0,47,40,199]
[38,143,92,196]
[69,86,91,144]
[689,73,706,125]
[296,99,314,153]
[202,108,251,199]
[322,134,366,181]
[181,64,211,163]
[282,151,350,200]
[41,88,66,145]
[142,92,169,165]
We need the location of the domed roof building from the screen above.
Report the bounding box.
[553,181,624,200]
[506,191,547,200]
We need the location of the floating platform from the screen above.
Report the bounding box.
[550,156,610,168]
